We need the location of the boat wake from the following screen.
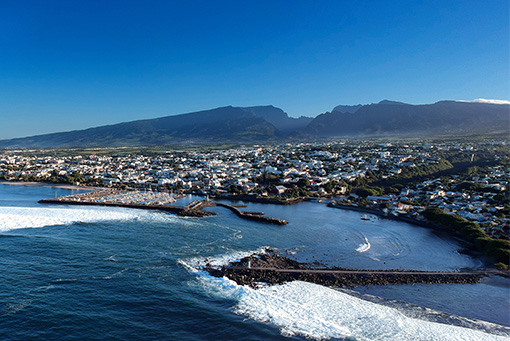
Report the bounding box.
[180,250,509,340]
[356,235,371,253]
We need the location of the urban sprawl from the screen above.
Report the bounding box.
[1,139,509,264]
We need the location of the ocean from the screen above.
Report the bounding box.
[0,183,509,340]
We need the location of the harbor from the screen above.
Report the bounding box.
[38,189,288,224]
[3,183,510,338]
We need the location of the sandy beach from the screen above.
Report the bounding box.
[0,181,100,191]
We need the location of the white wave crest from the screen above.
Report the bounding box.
[0,206,179,231]
[356,236,371,253]
[198,274,508,340]
[183,250,508,340]
[237,281,508,340]
[178,246,270,271]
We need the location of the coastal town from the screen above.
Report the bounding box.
[1,139,509,265]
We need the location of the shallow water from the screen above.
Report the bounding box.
[0,184,508,340]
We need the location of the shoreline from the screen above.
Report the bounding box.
[0,180,101,191]
[328,202,487,259]
[213,195,488,262]
[211,193,304,205]
[2,180,497,263]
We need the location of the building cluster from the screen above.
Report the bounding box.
[1,140,508,237]
[0,143,448,192]
[341,163,509,239]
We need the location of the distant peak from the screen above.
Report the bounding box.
[378,100,407,105]
[244,105,280,110]
[332,104,363,113]
[332,100,409,113]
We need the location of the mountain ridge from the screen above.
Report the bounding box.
[306,100,509,137]
[0,100,508,147]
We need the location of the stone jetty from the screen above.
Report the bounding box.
[205,250,508,288]
[212,202,288,225]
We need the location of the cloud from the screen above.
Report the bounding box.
[457,98,510,105]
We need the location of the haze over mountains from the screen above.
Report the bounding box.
[306,100,509,137]
[0,100,508,148]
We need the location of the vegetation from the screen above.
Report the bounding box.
[423,208,509,266]
[370,159,454,188]
[1,170,100,186]
[354,187,384,197]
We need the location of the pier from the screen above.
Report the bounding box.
[38,190,288,224]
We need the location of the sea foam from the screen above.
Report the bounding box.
[184,252,509,340]
[237,281,509,340]
[0,206,179,231]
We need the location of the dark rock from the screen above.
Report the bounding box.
[205,250,487,289]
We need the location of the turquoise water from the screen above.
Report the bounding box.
[0,184,508,340]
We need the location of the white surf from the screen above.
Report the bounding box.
[0,205,183,231]
[183,251,509,341]
[356,235,371,253]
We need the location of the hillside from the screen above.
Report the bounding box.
[0,100,507,148]
[0,106,280,148]
[243,106,313,135]
[306,100,509,137]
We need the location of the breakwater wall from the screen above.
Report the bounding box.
[214,202,288,225]
[208,267,490,288]
[205,252,507,288]
[39,191,288,224]
[38,197,195,215]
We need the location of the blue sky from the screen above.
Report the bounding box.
[1,0,508,139]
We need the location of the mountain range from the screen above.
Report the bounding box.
[0,100,508,148]
[306,100,509,137]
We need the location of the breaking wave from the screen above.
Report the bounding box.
[181,251,509,340]
[0,205,182,231]
[179,246,270,272]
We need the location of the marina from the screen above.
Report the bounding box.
[39,190,288,225]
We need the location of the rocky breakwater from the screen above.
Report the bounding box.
[39,192,287,224]
[39,192,217,218]
[178,200,216,217]
[213,202,288,225]
[205,250,503,288]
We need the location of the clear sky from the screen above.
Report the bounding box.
[1,0,509,139]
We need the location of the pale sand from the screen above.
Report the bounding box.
[0,181,101,191]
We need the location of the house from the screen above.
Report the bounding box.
[273,185,287,195]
